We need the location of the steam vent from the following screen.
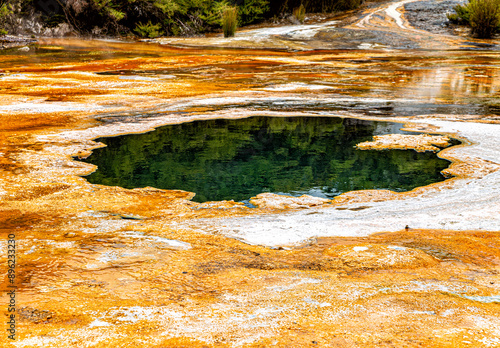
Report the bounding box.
[1,0,500,346]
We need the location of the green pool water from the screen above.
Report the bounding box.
[81,116,453,203]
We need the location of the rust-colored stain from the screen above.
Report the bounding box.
[1,7,500,345]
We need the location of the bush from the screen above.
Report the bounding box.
[222,5,237,37]
[239,0,270,26]
[134,21,164,37]
[268,0,363,14]
[448,0,500,38]
[0,0,365,38]
[448,2,471,24]
[334,0,365,11]
[293,4,305,24]
[0,1,11,34]
[469,0,500,37]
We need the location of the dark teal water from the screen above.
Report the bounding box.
[81,116,452,202]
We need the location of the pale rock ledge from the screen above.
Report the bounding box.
[356,134,452,152]
[250,192,331,209]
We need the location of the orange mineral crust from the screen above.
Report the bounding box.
[1,2,500,345]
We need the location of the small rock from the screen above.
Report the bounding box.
[288,15,301,25]
[18,307,53,323]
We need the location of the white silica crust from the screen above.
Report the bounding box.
[36,103,500,248]
[186,120,500,246]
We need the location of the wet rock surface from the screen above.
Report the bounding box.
[316,27,418,49]
[0,35,36,49]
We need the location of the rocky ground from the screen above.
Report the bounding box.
[404,0,500,46]
[0,35,36,49]
[404,0,465,35]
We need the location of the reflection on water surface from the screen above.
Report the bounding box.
[82,116,452,202]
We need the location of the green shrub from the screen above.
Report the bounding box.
[268,0,363,14]
[469,0,500,37]
[335,0,365,11]
[239,0,270,26]
[92,0,125,23]
[42,14,66,28]
[0,1,11,35]
[200,0,230,26]
[448,0,500,38]
[293,4,305,24]
[222,6,237,37]
[2,0,366,38]
[153,0,180,18]
[448,2,471,24]
[134,21,164,37]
